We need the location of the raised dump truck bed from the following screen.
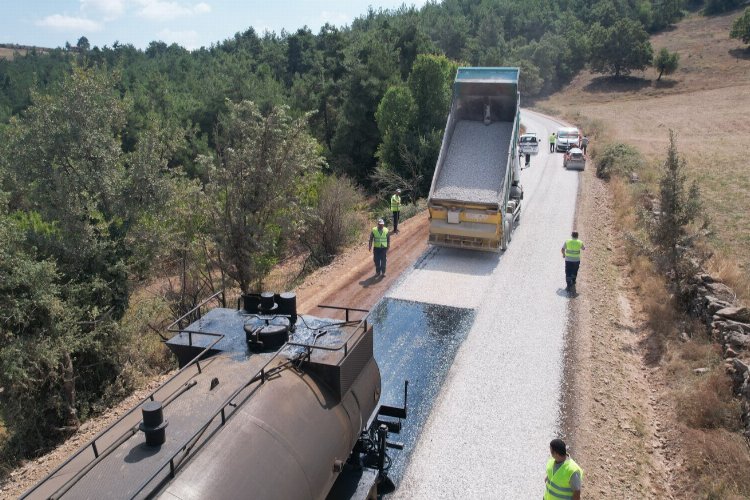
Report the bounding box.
[431,120,514,205]
[427,67,522,252]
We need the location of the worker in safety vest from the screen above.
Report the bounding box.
[544,439,583,500]
[391,189,402,233]
[368,218,390,277]
[549,132,556,153]
[561,231,585,294]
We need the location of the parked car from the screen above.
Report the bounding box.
[563,147,586,170]
[519,132,539,155]
[555,127,581,152]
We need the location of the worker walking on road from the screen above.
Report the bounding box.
[544,439,583,500]
[549,132,556,153]
[391,189,402,233]
[368,218,390,277]
[581,135,589,155]
[561,231,585,294]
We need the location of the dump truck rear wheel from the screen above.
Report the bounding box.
[501,221,510,251]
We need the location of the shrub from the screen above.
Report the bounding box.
[730,7,750,45]
[677,372,742,429]
[303,175,367,265]
[704,0,742,15]
[595,142,644,180]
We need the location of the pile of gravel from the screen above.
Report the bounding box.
[431,120,513,204]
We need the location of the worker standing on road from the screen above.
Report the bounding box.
[581,135,589,155]
[368,218,390,277]
[544,439,583,500]
[549,132,556,153]
[391,189,402,234]
[561,231,585,294]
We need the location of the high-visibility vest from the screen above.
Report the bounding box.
[544,457,583,500]
[391,194,401,212]
[564,239,584,261]
[372,227,389,248]
[549,134,556,144]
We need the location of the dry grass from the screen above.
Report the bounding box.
[681,427,750,500]
[675,371,742,430]
[706,254,748,299]
[540,9,750,303]
[0,47,23,60]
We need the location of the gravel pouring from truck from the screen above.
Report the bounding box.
[427,67,523,252]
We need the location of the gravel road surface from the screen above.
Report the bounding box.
[432,120,513,204]
[389,110,579,499]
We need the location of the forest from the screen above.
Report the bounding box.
[0,0,725,469]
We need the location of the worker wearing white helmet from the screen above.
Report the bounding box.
[391,189,402,234]
[368,218,390,277]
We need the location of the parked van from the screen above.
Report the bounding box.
[555,127,580,152]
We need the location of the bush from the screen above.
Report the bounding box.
[595,142,644,180]
[730,7,750,45]
[303,175,367,265]
[704,0,742,15]
[676,372,742,429]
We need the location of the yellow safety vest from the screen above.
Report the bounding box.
[372,227,389,248]
[545,457,583,500]
[564,239,583,261]
[391,194,401,212]
[549,134,556,144]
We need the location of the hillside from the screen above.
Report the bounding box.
[0,44,51,60]
[540,8,750,498]
[539,9,750,295]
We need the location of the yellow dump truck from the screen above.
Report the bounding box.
[427,67,523,252]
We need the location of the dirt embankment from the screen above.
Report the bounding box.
[296,211,429,318]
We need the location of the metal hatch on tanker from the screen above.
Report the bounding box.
[22,291,408,500]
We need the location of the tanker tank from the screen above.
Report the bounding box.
[22,291,407,500]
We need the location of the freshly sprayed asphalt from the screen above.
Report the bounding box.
[387,110,579,498]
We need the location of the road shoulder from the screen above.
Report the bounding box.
[567,166,673,498]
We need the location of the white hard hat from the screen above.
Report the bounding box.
[396,188,401,193]
[377,218,384,224]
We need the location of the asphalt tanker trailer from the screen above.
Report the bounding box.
[22,292,407,500]
[427,67,523,251]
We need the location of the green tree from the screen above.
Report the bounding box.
[201,101,322,293]
[407,54,455,134]
[730,8,750,45]
[375,85,416,172]
[704,0,742,15]
[651,131,703,283]
[0,66,184,456]
[589,18,654,77]
[77,36,90,52]
[651,0,684,31]
[2,66,130,314]
[0,211,82,454]
[653,47,680,80]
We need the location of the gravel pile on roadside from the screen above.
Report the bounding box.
[431,120,512,204]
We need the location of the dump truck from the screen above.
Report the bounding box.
[427,67,523,252]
